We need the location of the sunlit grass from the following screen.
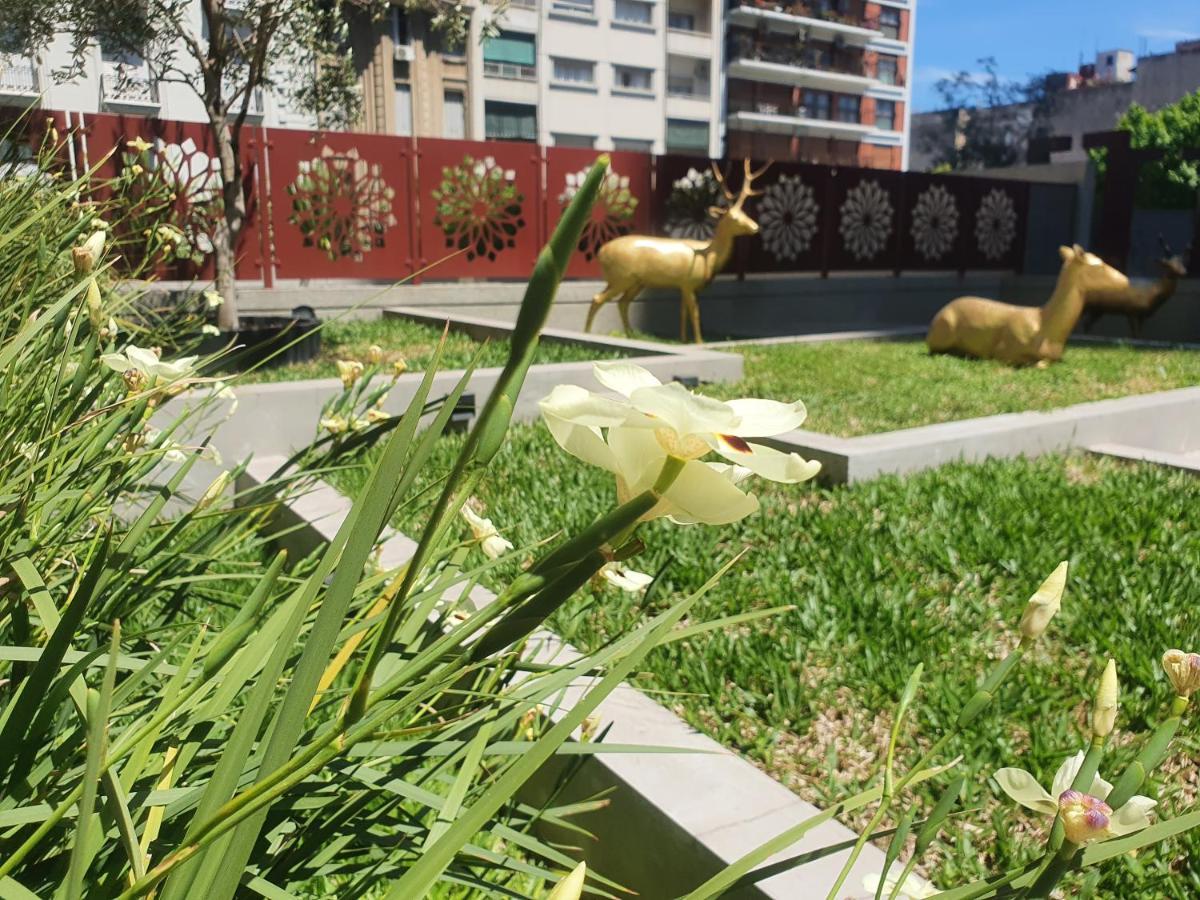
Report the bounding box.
[332,424,1200,897]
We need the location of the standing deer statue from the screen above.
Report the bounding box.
[927,245,1129,366]
[1080,237,1190,338]
[585,160,769,343]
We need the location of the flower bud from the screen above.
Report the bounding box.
[336,359,364,388]
[367,344,383,364]
[319,415,348,434]
[547,862,587,900]
[126,136,153,153]
[197,470,231,511]
[72,230,107,274]
[366,408,390,424]
[203,289,224,309]
[1161,649,1200,698]
[1058,790,1112,845]
[392,358,408,377]
[1092,658,1118,737]
[1018,561,1067,640]
[85,277,104,326]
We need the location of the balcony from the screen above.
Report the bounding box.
[726,2,882,46]
[0,53,39,99]
[728,99,872,138]
[667,76,710,99]
[101,61,159,110]
[726,36,905,94]
[483,61,537,81]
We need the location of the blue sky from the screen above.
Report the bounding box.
[912,0,1200,111]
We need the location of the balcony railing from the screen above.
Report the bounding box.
[0,54,39,96]
[729,40,867,77]
[483,61,537,81]
[510,0,538,7]
[729,1,880,32]
[101,61,159,108]
[667,77,710,98]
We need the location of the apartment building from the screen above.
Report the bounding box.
[0,14,312,129]
[723,0,914,169]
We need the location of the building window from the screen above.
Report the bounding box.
[665,118,709,152]
[879,8,901,39]
[668,10,695,31]
[614,65,653,92]
[391,8,409,46]
[876,55,898,85]
[443,90,465,139]
[485,100,537,141]
[552,0,596,16]
[874,99,896,131]
[483,31,537,79]
[613,137,653,152]
[836,95,860,123]
[394,83,412,136]
[614,0,653,25]
[802,89,831,120]
[554,133,597,148]
[552,57,596,85]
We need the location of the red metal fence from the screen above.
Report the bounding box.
[18,110,1038,285]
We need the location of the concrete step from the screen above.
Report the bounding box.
[1086,442,1200,474]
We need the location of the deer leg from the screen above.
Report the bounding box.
[617,286,643,336]
[1129,315,1142,340]
[586,284,624,333]
[679,294,689,342]
[683,289,703,344]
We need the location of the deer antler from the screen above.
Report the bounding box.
[1158,233,1174,258]
[710,161,738,204]
[730,159,773,209]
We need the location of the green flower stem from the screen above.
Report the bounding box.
[1105,695,1188,810]
[1049,735,1106,850]
[827,642,1030,900]
[1025,840,1079,899]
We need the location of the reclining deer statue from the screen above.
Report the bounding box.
[584,160,769,343]
[927,245,1129,366]
[1080,237,1190,338]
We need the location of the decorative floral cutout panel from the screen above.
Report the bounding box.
[975,188,1018,261]
[664,167,724,240]
[558,167,638,261]
[911,184,959,262]
[288,147,396,261]
[839,179,894,262]
[432,155,525,261]
[759,174,819,262]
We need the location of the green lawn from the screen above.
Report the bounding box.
[709,339,1200,436]
[239,317,626,383]
[332,426,1200,896]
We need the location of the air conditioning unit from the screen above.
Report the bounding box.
[393,44,415,62]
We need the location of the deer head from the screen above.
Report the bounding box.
[709,159,771,238]
[1157,235,1189,278]
[1058,244,1129,293]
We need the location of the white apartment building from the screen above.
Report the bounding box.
[468,0,724,156]
[0,13,313,130]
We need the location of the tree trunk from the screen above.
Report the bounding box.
[211,114,245,332]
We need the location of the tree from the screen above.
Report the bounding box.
[8,0,503,329]
[920,57,1057,172]
[1099,90,1200,209]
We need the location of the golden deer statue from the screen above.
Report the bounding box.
[585,160,769,343]
[927,245,1129,366]
[1081,238,1190,338]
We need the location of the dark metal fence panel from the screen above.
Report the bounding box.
[958,176,1030,273]
[412,137,542,280]
[897,172,970,272]
[739,160,833,275]
[823,165,905,272]
[544,147,653,280]
[264,128,414,282]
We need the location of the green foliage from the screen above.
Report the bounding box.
[1092,91,1200,209]
[336,425,1200,897]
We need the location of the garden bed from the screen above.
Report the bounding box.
[708,338,1200,437]
[328,427,1200,898]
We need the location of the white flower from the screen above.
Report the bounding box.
[1162,649,1200,698]
[203,289,224,309]
[141,426,187,463]
[100,344,197,388]
[975,188,1017,261]
[201,324,220,336]
[862,870,940,899]
[994,751,1155,842]
[759,174,819,261]
[336,359,364,388]
[911,184,959,261]
[599,563,653,593]
[839,179,893,261]
[211,381,238,415]
[319,415,348,434]
[539,362,820,526]
[460,503,513,559]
